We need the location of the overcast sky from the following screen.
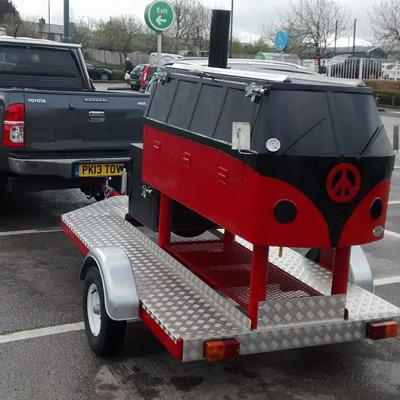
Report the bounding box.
[12,0,378,44]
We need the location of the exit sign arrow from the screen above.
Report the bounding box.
[156,15,167,25]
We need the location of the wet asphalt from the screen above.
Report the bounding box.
[0,112,399,399]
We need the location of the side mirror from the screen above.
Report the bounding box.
[394,125,399,154]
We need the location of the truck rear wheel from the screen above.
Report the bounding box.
[83,266,127,355]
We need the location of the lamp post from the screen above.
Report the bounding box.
[48,0,51,34]
[63,0,71,43]
[229,0,234,58]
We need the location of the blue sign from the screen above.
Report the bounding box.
[275,31,289,52]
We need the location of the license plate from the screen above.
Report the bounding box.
[132,80,137,85]
[74,164,123,177]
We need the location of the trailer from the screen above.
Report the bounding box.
[61,60,400,361]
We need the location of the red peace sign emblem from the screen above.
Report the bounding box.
[326,163,361,203]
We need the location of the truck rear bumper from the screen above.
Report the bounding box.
[9,156,130,179]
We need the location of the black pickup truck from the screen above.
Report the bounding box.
[0,36,149,198]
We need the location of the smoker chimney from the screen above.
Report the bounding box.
[208,10,230,69]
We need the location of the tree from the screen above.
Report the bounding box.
[269,0,349,62]
[95,16,145,60]
[2,15,40,38]
[169,0,192,52]
[187,1,211,53]
[70,17,96,49]
[369,0,400,51]
[0,0,18,25]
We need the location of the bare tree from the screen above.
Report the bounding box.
[369,0,400,51]
[187,1,211,53]
[270,0,349,63]
[169,0,192,52]
[70,17,97,49]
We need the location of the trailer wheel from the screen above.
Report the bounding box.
[83,266,127,355]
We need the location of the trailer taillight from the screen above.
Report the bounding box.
[366,320,398,340]
[2,103,25,147]
[142,65,150,84]
[204,339,240,361]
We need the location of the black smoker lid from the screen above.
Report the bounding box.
[144,69,393,159]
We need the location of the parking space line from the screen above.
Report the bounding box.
[385,230,400,239]
[0,228,62,237]
[374,276,400,286]
[0,322,84,344]
[389,201,400,205]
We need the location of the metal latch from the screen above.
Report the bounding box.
[245,82,269,102]
[141,185,153,198]
[153,70,170,84]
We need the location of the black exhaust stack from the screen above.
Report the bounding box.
[208,9,231,68]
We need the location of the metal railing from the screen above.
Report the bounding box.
[327,58,400,80]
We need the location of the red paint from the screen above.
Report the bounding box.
[158,193,172,248]
[319,248,336,271]
[142,127,331,247]
[326,163,361,203]
[140,308,183,360]
[167,239,320,325]
[61,220,89,255]
[339,178,391,246]
[331,247,351,295]
[248,245,269,329]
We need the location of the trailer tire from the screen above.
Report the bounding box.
[83,266,127,355]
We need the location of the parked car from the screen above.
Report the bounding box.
[388,64,400,80]
[85,62,112,81]
[381,62,395,79]
[130,64,157,91]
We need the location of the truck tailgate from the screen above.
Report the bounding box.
[23,90,148,151]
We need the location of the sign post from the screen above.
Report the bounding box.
[144,0,175,68]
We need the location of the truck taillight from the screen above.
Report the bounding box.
[2,103,25,147]
[142,65,150,84]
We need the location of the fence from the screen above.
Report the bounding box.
[327,58,400,81]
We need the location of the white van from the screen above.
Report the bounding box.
[149,53,184,66]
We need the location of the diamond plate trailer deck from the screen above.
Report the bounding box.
[62,196,400,362]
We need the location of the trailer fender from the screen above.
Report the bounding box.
[350,245,374,294]
[80,246,140,321]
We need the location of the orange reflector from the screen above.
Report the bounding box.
[204,339,240,361]
[366,320,398,340]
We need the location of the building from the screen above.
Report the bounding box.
[330,46,388,59]
[36,18,64,42]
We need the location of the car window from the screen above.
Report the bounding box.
[148,66,158,78]
[0,45,81,78]
[133,64,145,73]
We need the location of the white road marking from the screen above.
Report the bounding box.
[0,322,84,344]
[394,166,400,169]
[0,228,62,237]
[374,276,400,286]
[388,201,400,205]
[385,230,400,239]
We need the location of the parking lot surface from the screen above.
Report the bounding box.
[0,112,399,399]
